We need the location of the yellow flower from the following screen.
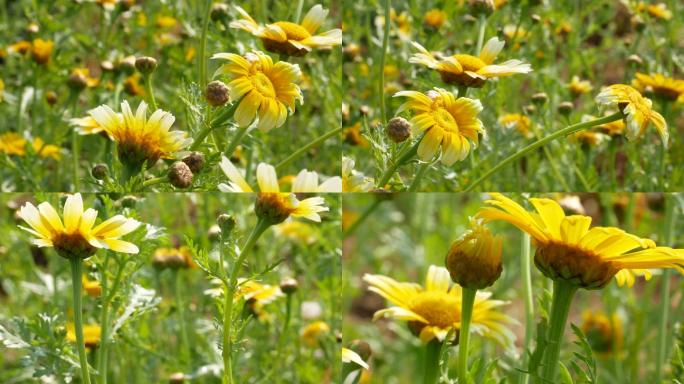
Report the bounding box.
[574,130,607,146]
[82,100,191,168]
[69,68,100,88]
[155,15,178,29]
[395,88,484,165]
[31,38,53,65]
[476,194,684,289]
[344,122,369,147]
[301,321,330,347]
[364,265,514,345]
[581,310,623,357]
[595,84,668,144]
[586,114,625,136]
[235,278,284,322]
[635,2,672,20]
[212,51,302,131]
[503,25,528,41]
[632,73,684,102]
[152,246,196,270]
[410,37,531,88]
[423,9,447,29]
[17,193,140,259]
[31,138,60,159]
[273,221,317,244]
[498,113,533,138]
[342,348,369,369]
[123,73,145,96]
[342,156,374,192]
[568,75,593,96]
[0,79,4,102]
[8,40,31,55]
[0,133,60,159]
[66,323,101,349]
[554,21,572,36]
[219,157,341,193]
[82,275,102,297]
[230,5,341,56]
[445,220,503,289]
[255,193,329,225]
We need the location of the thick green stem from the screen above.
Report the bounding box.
[191,100,241,151]
[423,340,442,384]
[465,112,622,192]
[376,136,423,187]
[655,195,676,382]
[222,219,271,384]
[70,258,92,384]
[541,280,578,382]
[198,0,213,89]
[408,162,430,192]
[275,126,343,171]
[518,233,533,384]
[378,0,391,124]
[96,252,110,384]
[175,270,191,367]
[458,288,477,384]
[343,198,382,237]
[224,126,249,159]
[72,130,80,191]
[143,75,157,111]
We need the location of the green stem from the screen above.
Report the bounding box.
[294,0,305,22]
[96,252,110,384]
[275,126,344,171]
[72,130,80,191]
[191,99,241,151]
[465,112,622,192]
[540,279,578,382]
[408,162,430,192]
[343,198,382,237]
[198,0,213,89]
[377,136,423,187]
[175,270,191,368]
[475,13,487,54]
[278,294,293,349]
[224,126,249,158]
[378,0,391,124]
[518,233,533,384]
[458,288,477,384]
[655,195,676,382]
[222,219,271,384]
[70,258,92,384]
[142,177,167,188]
[143,75,157,111]
[423,340,442,384]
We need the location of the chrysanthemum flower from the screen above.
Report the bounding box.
[635,2,672,20]
[631,73,684,102]
[410,37,531,87]
[364,265,515,345]
[445,220,503,289]
[235,279,284,322]
[82,275,102,297]
[255,193,329,225]
[66,323,101,349]
[212,51,302,131]
[8,40,31,55]
[17,193,140,259]
[574,130,608,146]
[568,75,593,96]
[498,113,533,138]
[218,157,341,193]
[230,5,341,56]
[591,115,625,136]
[82,100,191,169]
[476,193,684,289]
[68,68,99,89]
[595,84,668,145]
[152,246,196,270]
[581,310,623,357]
[395,88,484,165]
[0,132,61,159]
[342,156,374,192]
[342,348,370,369]
[423,9,447,29]
[301,321,330,347]
[30,38,53,65]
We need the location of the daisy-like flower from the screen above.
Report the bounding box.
[445,219,503,289]
[395,88,484,165]
[342,348,370,369]
[68,68,99,89]
[0,132,61,159]
[423,9,447,29]
[635,2,672,20]
[632,73,684,102]
[152,246,196,270]
[31,38,53,65]
[235,279,284,322]
[364,265,515,345]
[230,5,341,56]
[498,113,533,138]
[581,310,623,358]
[410,37,532,88]
[82,275,102,297]
[476,193,684,289]
[218,157,341,193]
[589,114,625,136]
[342,156,374,192]
[66,323,101,349]
[568,75,593,96]
[574,130,608,146]
[17,193,140,259]
[301,321,330,347]
[78,100,191,169]
[212,51,302,131]
[595,84,668,145]
[69,116,104,135]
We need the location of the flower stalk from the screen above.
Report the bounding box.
[517,233,534,384]
[458,287,477,384]
[378,0,391,124]
[377,135,423,188]
[423,340,442,384]
[275,126,344,171]
[70,257,92,384]
[540,279,578,382]
[655,195,677,382]
[143,75,157,111]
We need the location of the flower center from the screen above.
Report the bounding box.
[251,72,276,98]
[53,232,97,260]
[273,21,312,41]
[433,108,458,132]
[408,291,460,329]
[453,54,486,72]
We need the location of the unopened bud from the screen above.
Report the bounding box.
[205,80,230,107]
[359,105,370,116]
[208,225,222,242]
[386,117,411,143]
[100,61,114,72]
[531,93,548,105]
[523,104,536,115]
[168,161,193,189]
[557,101,574,116]
[182,152,205,173]
[280,277,299,294]
[348,339,372,361]
[627,54,643,66]
[67,72,88,91]
[217,214,236,235]
[135,56,158,75]
[45,91,58,106]
[469,0,494,17]
[210,3,230,22]
[120,196,138,209]
[118,55,137,74]
[169,372,185,384]
[445,221,502,289]
[91,164,109,180]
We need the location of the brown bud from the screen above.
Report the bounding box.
[208,225,222,242]
[205,80,230,107]
[469,0,494,17]
[217,214,236,235]
[557,101,574,116]
[348,339,372,361]
[91,164,109,180]
[45,91,58,106]
[169,372,185,384]
[523,104,536,115]
[182,152,205,173]
[359,105,370,116]
[531,93,548,105]
[135,56,158,75]
[118,56,137,74]
[386,117,411,143]
[168,161,193,189]
[120,196,138,209]
[67,72,88,91]
[280,277,299,294]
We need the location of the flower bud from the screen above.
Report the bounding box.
[168,161,193,189]
[208,224,221,242]
[67,72,88,91]
[445,220,502,289]
[182,152,205,173]
[531,92,548,105]
[169,372,186,384]
[280,277,299,294]
[386,117,411,143]
[100,60,114,72]
[135,56,158,75]
[523,104,536,115]
[217,214,236,235]
[468,0,494,17]
[557,101,574,116]
[359,105,371,116]
[45,91,58,106]
[210,3,230,22]
[91,164,108,180]
[205,80,230,107]
[120,195,138,209]
[627,54,643,67]
[348,339,372,361]
[118,55,137,74]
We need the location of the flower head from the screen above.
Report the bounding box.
[581,310,623,357]
[152,246,196,270]
[17,193,140,259]
[635,2,672,20]
[0,133,61,159]
[476,193,684,289]
[31,38,53,65]
[568,75,593,96]
[235,279,284,322]
[395,88,484,165]
[423,9,447,29]
[342,156,374,192]
[230,5,341,56]
[445,220,503,289]
[410,37,531,88]
[79,100,191,169]
[595,84,668,145]
[301,321,330,347]
[82,275,102,297]
[212,51,302,131]
[66,323,101,349]
[219,157,341,193]
[255,193,329,225]
[364,265,515,345]
[631,73,684,102]
[498,113,533,138]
